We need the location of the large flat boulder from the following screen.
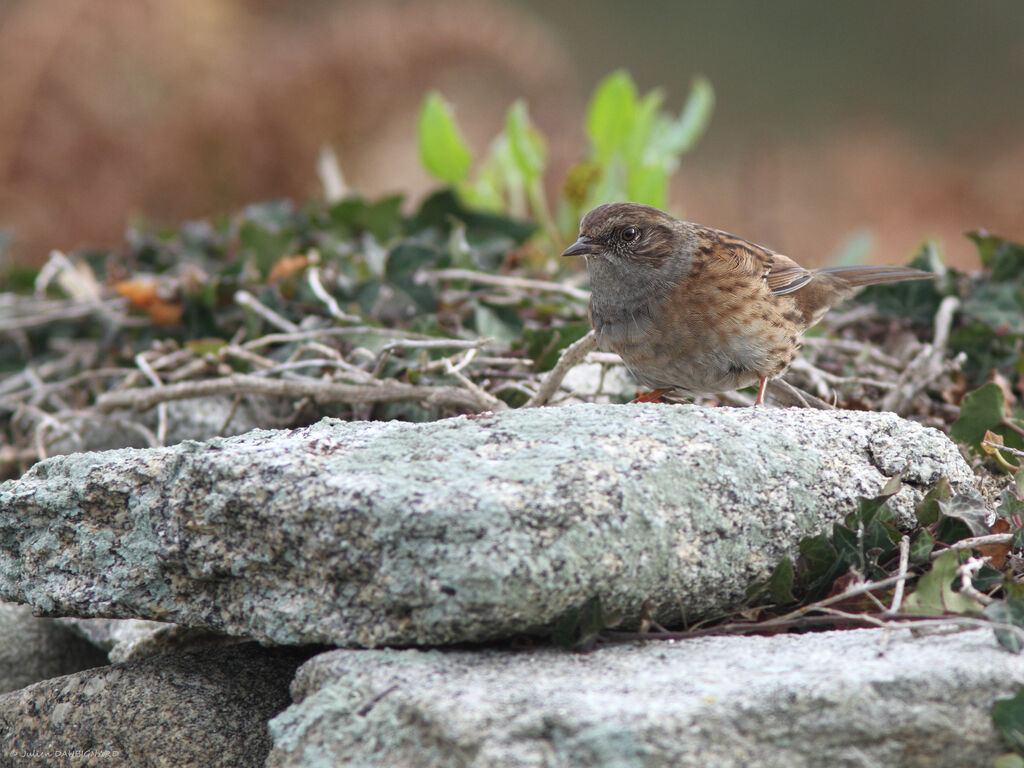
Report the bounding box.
[0,404,972,647]
[267,628,1023,768]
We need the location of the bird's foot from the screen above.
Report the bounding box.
[754,377,769,406]
[632,388,673,404]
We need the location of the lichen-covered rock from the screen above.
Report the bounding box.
[0,404,972,647]
[266,628,1024,768]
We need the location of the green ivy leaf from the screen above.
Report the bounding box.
[902,551,984,616]
[473,304,522,344]
[993,687,1024,752]
[967,230,1024,282]
[938,493,991,537]
[326,195,404,242]
[238,219,295,278]
[915,476,951,526]
[767,557,796,606]
[418,92,473,185]
[950,382,1006,446]
[1000,488,1024,520]
[797,532,840,600]
[960,282,1024,335]
[909,528,935,562]
[411,190,535,244]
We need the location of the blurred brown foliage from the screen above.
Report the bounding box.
[676,121,1024,271]
[0,0,577,265]
[0,0,1018,272]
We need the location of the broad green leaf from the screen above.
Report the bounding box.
[418,92,473,185]
[1000,488,1024,520]
[411,189,535,244]
[487,133,527,218]
[976,562,1007,593]
[767,557,796,605]
[915,476,951,526]
[950,382,1006,446]
[993,687,1024,752]
[967,230,1024,282]
[463,155,505,212]
[797,532,841,600]
[473,304,522,344]
[902,551,984,616]
[327,195,404,242]
[586,70,638,163]
[505,100,546,183]
[993,754,1024,768]
[238,220,295,278]
[648,75,714,159]
[585,157,627,210]
[938,493,991,537]
[521,323,591,372]
[961,283,1024,334]
[625,164,668,209]
[386,240,439,284]
[909,528,935,562]
[624,88,665,165]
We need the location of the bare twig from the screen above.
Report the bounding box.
[443,351,507,412]
[307,265,361,323]
[0,297,132,332]
[381,338,493,352]
[957,557,995,606]
[234,291,300,333]
[890,536,911,613]
[428,268,591,303]
[524,330,598,407]
[134,353,167,446]
[930,533,1014,559]
[95,373,497,413]
[767,378,835,409]
[879,296,960,413]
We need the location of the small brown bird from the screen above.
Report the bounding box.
[562,202,933,405]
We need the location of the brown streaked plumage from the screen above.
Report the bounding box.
[562,202,933,405]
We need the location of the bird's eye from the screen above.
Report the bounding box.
[621,226,640,243]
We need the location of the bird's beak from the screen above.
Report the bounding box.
[561,236,596,258]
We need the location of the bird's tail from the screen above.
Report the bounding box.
[814,265,934,288]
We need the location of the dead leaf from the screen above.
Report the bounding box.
[114,279,183,326]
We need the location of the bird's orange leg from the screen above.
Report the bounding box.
[632,388,673,403]
[754,377,769,406]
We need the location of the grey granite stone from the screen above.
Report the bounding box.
[267,628,1023,768]
[0,404,973,647]
[56,617,239,663]
[0,602,108,694]
[0,643,311,767]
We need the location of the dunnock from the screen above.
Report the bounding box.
[562,202,933,405]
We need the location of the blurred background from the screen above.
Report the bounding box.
[1,0,1021,270]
